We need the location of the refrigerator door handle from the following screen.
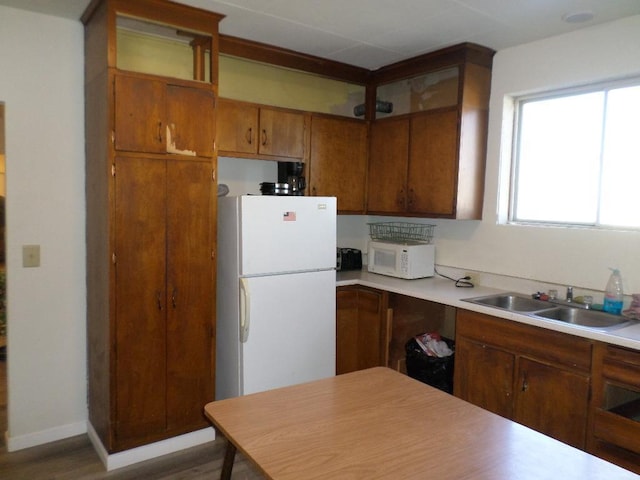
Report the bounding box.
[240,278,250,343]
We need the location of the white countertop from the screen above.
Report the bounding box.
[337,270,640,351]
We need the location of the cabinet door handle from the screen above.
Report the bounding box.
[171,288,177,308]
[261,129,267,146]
[156,291,163,311]
[246,127,253,145]
[157,121,163,143]
[521,373,528,392]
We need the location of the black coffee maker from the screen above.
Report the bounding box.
[277,162,306,196]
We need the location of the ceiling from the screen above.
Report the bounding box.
[1,0,640,70]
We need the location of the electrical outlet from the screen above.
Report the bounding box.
[464,272,475,284]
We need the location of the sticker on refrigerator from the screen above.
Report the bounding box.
[283,211,296,221]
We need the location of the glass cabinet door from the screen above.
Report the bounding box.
[375,66,459,118]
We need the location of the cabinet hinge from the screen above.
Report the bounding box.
[111,164,116,177]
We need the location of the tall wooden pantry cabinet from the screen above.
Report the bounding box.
[83,0,223,452]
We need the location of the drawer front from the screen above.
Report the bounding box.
[457,309,592,372]
[593,410,640,455]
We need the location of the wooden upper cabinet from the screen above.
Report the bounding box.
[114,73,215,157]
[216,99,259,155]
[408,109,458,215]
[258,108,306,159]
[367,109,458,216]
[166,85,215,157]
[216,98,307,161]
[367,44,493,219]
[367,117,409,214]
[114,75,166,154]
[308,114,368,213]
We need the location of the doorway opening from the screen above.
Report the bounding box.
[0,102,6,450]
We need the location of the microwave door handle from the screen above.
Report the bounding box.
[240,278,250,343]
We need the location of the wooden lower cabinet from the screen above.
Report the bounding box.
[454,338,514,418]
[336,288,454,375]
[588,343,640,474]
[94,155,216,451]
[336,286,388,374]
[454,309,592,449]
[514,357,590,448]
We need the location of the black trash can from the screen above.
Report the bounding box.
[405,335,455,394]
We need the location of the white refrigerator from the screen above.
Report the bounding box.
[216,195,337,400]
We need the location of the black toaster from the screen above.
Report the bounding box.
[337,248,362,271]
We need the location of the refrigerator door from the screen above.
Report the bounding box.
[240,269,336,396]
[239,195,336,276]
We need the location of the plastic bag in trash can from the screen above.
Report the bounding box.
[405,333,455,394]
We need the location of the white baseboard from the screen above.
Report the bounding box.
[87,422,216,471]
[6,420,87,452]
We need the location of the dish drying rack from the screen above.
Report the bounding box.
[368,222,435,244]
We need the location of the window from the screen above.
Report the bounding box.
[511,79,640,229]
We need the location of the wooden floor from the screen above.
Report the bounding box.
[0,434,265,479]
[1,355,7,452]
[0,359,264,479]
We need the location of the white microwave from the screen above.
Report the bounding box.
[367,240,435,279]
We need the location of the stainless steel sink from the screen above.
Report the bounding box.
[462,293,635,332]
[529,307,633,331]
[462,293,550,312]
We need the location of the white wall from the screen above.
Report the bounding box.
[339,15,640,298]
[0,7,86,449]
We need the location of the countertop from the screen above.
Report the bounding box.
[337,270,640,351]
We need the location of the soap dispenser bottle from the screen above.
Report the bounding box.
[603,268,624,315]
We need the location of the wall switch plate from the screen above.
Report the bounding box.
[23,244,40,268]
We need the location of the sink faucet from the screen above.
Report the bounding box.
[566,286,573,302]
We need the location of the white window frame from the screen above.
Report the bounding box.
[508,76,640,230]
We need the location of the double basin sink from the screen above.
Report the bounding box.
[462,293,634,332]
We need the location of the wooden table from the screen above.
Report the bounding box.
[204,367,637,479]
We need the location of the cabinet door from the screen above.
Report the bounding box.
[309,115,368,213]
[514,357,590,449]
[336,287,388,375]
[454,337,514,419]
[114,75,165,154]
[114,156,167,442]
[166,85,215,157]
[258,107,306,159]
[216,99,259,155]
[166,159,215,432]
[408,110,458,215]
[367,117,409,214]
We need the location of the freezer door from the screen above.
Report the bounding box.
[240,270,336,396]
[239,196,336,275]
